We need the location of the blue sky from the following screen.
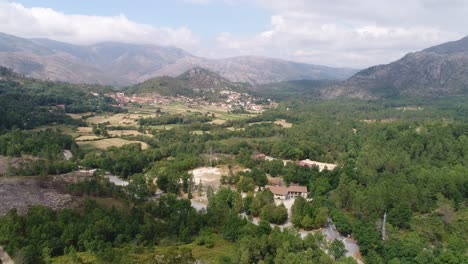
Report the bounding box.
[0,0,467,68]
[11,0,271,38]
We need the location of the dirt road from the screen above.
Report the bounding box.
[0,246,14,264]
[321,222,362,262]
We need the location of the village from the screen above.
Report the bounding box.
[108,90,273,113]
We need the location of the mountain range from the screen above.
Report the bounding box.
[2,31,468,100]
[0,32,357,86]
[321,36,468,99]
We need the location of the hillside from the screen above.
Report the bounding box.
[321,36,468,99]
[0,66,123,130]
[126,67,249,97]
[0,32,357,86]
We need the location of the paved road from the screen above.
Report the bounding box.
[63,150,73,161]
[0,246,14,264]
[239,214,363,264]
[190,199,363,263]
[320,219,363,263]
[105,174,129,186]
[191,200,207,211]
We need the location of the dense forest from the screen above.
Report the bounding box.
[0,70,467,263]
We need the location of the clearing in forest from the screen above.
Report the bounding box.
[77,138,148,150]
[191,167,223,188]
[87,113,156,126]
[274,119,293,128]
[77,126,93,133]
[75,135,101,141]
[108,130,148,137]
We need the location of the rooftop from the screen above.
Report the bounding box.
[265,185,308,196]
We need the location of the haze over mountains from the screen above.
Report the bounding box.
[0,32,357,86]
[1,31,468,100]
[321,36,468,99]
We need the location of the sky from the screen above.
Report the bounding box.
[0,0,467,68]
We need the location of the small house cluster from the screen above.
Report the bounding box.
[265,185,308,200]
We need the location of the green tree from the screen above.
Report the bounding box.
[127,174,152,202]
[330,239,346,260]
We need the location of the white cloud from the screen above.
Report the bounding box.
[209,0,467,68]
[0,1,467,68]
[0,2,198,49]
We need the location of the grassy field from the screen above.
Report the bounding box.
[190,130,206,135]
[210,119,227,125]
[51,235,235,264]
[219,136,279,146]
[66,112,93,120]
[274,119,293,128]
[77,138,148,151]
[149,124,181,131]
[75,135,102,141]
[108,130,149,137]
[148,235,235,263]
[87,113,156,127]
[52,252,98,264]
[77,126,93,133]
[29,124,83,138]
[83,102,256,134]
[139,102,255,122]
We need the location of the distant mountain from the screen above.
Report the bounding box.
[127,67,249,97]
[0,33,191,86]
[322,36,468,99]
[0,32,358,86]
[254,79,338,101]
[145,56,358,85]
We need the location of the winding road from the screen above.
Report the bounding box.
[191,201,363,263]
[320,220,362,263]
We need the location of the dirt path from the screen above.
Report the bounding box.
[0,246,14,264]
